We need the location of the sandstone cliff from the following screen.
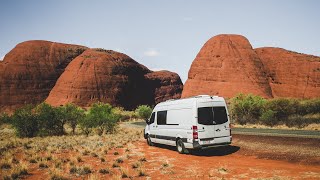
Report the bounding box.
[182,34,272,98]
[45,49,183,109]
[255,47,320,98]
[0,40,87,112]
[182,34,320,99]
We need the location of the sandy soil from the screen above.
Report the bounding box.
[19,135,320,179]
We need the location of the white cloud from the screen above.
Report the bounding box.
[0,56,4,61]
[144,49,160,57]
[183,17,193,22]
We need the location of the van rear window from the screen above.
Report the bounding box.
[198,107,228,125]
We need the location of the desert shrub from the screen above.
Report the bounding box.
[79,115,94,136]
[135,105,152,120]
[286,114,320,128]
[10,105,39,137]
[259,110,277,126]
[35,103,65,136]
[264,98,299,123]
[82,102,120,135]
[113,107,138,121]
[0,112,11,125]
[64,104,85,134]
[297,99,320,115]
[230,94,266,125]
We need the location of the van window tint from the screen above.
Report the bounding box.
[149,112,155,124]
[198,107,214,125]
[157,111,167,125]
[198,107,228,125]
[214,107,228,124]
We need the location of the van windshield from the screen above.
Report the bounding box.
[198,107,228,125]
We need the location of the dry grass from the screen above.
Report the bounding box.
[0,125,143,179]
[233,123,320,130]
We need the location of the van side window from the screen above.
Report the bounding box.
[157,111,167,125]
[149,112,155,124]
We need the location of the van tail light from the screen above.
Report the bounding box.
[229,123,232,135]
[192,126,198,139]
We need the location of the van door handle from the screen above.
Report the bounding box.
[216,129,221,132]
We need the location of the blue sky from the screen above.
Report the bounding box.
[1,0,319,83]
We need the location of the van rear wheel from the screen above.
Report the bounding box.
[147,134,153,146]
[176,139,187,154]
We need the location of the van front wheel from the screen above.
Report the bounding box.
[147,134,153,146]
[176,139,187,154]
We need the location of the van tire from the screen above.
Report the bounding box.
[176,139,187,154]
[147,134,153,146]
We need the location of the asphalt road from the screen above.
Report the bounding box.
[124,121,320,139]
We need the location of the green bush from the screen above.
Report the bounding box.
[259,110,277,126]
[230,94,266,125]
[113,107,138,121]
[35,103,65,136]
[11,105,39,137]
[297,99,320,115]
[0,112,11,125]
[230,93,320,128]
[80,102,120,136]
[135,105,152,120]
[64,104,85,134]
[265,98,299,122]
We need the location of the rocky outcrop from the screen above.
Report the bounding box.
[182,34,320,99]
[182,34,272,98]
[145,70,183,104]
[255,47,320,98]
[46,49,183,109]
[0,40,88,112]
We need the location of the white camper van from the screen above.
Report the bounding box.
[144,95,232,154]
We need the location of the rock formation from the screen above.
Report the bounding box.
[45,49,183,109]
[145,70,183,104]
[255,47,320,98]
[182,34,320,99]
[0,40,87,112]
[182,34,272,98]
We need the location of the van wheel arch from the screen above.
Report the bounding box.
[146,134,153,146]
[176,138,188,154]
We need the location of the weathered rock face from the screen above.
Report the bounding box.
[255,47,320,98]
[182,34,272,98]
[145,70,183,104]
[182,34,320,99]
[46,49,183,109]
[0,40,87,112]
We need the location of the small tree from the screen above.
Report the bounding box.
[11,105,39,137]
[135,105,152,120]
[82,102,120,136]
[79,115,94,136]
[35,103,65,136]
[64,104,85,134]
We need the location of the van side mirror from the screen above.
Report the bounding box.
[145,119,150,125]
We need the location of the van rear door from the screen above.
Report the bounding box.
[197,106,230,145]
[212,107,230,138]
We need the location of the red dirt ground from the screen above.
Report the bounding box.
[22,135,320,179]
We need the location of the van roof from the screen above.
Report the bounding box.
[156,95,225,107]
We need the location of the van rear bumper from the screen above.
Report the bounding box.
[189,136,232,149]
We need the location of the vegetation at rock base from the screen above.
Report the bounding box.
[135,105,152,120]
[230,93,320,127]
